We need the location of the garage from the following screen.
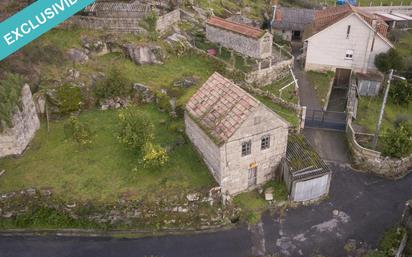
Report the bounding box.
[282,135,331,202]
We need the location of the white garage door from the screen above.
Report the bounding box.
[293,175,329,202]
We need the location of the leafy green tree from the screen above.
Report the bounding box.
[118,107,155,153]
[0,73,24,132]
[389,79,412,105]
[374,49,404,73]
[95,68,132,100]
[382,121,412,158]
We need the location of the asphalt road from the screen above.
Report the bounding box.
[1,164,411,257]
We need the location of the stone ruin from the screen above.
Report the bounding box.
[0,84,40,158]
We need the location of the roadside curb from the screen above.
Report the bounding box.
[0,224,238,238]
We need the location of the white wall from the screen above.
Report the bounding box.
[305,13,392,72]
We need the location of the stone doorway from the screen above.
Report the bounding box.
[248,167,257,187]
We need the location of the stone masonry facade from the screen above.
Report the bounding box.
[0,84,40,158]
[206,22,273,60]
[185,73,289,195]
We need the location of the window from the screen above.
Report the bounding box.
[261,135,270,150]
[241,141,252,156]
[346,25,351,38]
[345,49,354,60]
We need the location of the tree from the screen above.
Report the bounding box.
[95,68,131,100]
[0,73,24,132]
[382,121,412,158]
[374,49,404,73]
[118,107,155,153]
[389,79,412,105]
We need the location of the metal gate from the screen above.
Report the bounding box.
[304,109,347,131]
[293,174,329,202]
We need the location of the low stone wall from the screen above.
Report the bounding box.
[0,85,40,158]
[156,9,181,33]
[346,122,412,179]
[68,16,146,33]
[242,84,302,114]
[245,58,294,86]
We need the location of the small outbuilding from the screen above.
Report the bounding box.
[355,71,384,96]
[206,16,273,59]
[282,135,331,202]
[185,72,289,195]
[271,7,316,41]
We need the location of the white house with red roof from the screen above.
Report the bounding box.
[303,4,393,73]
[185,72,289,195]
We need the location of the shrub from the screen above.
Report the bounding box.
[374,49,404,73]
[389,79,412,105]
[95,68,132,100]
[156,92,172,113]
[141,142,169,168]
[0,73,24,132]
[64,117,93,145]
[118,107,154,154]
[382,121,412,158]
[140,11,158,41]
[56,84,83,114]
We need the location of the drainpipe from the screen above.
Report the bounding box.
[270,4,277,33]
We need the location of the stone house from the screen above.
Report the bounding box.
[303,4,393,74]
[185,72,289,195]
[0,84,40,158]
[271,6,316,41]
[206,16,273,59]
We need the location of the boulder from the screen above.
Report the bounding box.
[123,44,165,65]
[81,37,109,56]
[66,48,89,64]
[133,83,155,103]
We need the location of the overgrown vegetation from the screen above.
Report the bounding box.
[0,73,24,132]
[363,227,406,257]
[382,121,412,158]
[374,49,404,73]
[56,83,83,114]
[389,79,412,106]
[307,71,334,104]
[95,67,132,100]
[64,117,94,146]
[118,107,169,168]
[0,105,214,202]
[264,73,299,104]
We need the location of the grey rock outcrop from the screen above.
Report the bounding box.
[133,83,155,103]
[66,48,89,64]
[123,44,165,65]
[0,84,40,158]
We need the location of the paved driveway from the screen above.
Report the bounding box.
[1,164,411,257]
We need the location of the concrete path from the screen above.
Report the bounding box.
[303,128,351,163]
[292,46,322,110]
[1,165,411,257]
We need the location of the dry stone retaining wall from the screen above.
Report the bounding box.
[156,9,181,33]
[0,85,40,158]
[245,58,293,86]
[347,121,412,179]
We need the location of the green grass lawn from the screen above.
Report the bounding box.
[264,73,299,104]
[234,181,287,224]
[307,71,335,104]
[354,95,412,133]
[254,95,300,128]
[0,105,215,202]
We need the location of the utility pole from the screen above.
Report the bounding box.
[372,69,406,149]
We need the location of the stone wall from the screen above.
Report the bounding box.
[185,113,222,183]
[346,122,412,179]
[0,85,40,158]
[68,16,146,34]
[220,105,289,195]
[156,9,181,33]
[206,25,272,59]
[359,5,412,15]
[245,58,293,86]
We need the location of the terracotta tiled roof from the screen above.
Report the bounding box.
[186,72,259,145]
[207,16,266,39]
[312,4,388,37]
